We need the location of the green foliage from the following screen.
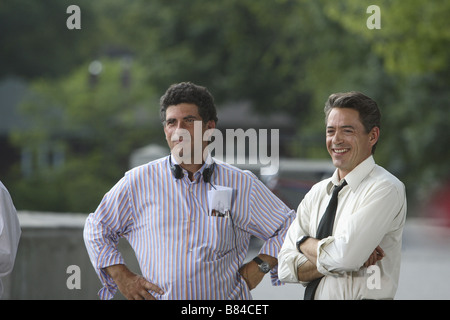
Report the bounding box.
[323,0,450,76]
[10,58,163,212]
[4,0,450,213]
[0,0,99,79]
[322,0,450,205]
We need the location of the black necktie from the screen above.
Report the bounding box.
[304,180,347,300]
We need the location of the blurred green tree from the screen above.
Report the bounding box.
[10,58,163,212]
[322,0,450,208]
[92,0,314,115]
[6,0,450,214]
[0,0,100,79]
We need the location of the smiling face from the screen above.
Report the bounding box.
[326,107,379,179]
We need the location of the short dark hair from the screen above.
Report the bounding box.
[160,82,218,124]
[324,91,381,154]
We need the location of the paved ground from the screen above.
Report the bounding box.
[248,217,450,300]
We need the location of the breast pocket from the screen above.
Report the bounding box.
[206,215,236,258]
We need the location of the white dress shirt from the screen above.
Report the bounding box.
[278,156,407,299]
[0,181,21,298]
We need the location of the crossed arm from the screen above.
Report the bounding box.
[296,237,385,282]
[278,179,406,285]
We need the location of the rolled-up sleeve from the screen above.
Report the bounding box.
[83,176,134,299]
[278,196,311,285]
[277,217,310,284]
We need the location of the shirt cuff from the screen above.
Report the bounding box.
[278,252,309,285]
[98,275,118,300]
[95,254,125,300]
[258,244,282,286]
[316,236,344,277]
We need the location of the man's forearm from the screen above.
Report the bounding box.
[299,237,319,264]
[297,260,323,282]
[239,254,277,290]
[297,238,323,282]
[103,263,131,280]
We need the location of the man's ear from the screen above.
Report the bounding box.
[203,120,216,142]
[369,126,380,146]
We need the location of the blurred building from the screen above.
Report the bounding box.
[0,78,28,177]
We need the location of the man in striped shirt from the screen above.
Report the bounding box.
[84,82,296,300]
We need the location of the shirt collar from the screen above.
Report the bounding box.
[197,153,214,178]
[328,155,376,194]
[169,153,215,181]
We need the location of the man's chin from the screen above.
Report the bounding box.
[332,159,347,171]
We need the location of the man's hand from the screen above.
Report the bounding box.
[364,245,385,268]
[104,264,164,300]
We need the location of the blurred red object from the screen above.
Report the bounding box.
[426,180,450,228]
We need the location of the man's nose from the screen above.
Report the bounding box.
[332,131,344,144]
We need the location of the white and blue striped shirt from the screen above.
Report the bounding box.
[84,155,295,300]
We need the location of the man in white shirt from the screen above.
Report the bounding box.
[278,92,407,299]
[0,181,21,298]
